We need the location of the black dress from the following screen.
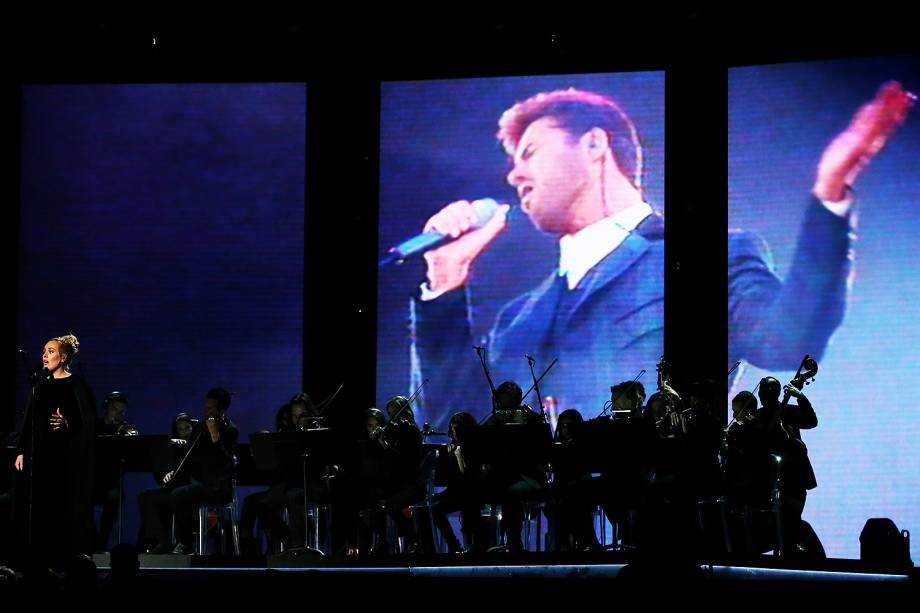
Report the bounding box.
[16,375,96,565]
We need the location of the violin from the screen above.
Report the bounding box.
[115,421,140,436]
[296,414,326,431]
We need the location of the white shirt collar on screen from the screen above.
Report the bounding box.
[558,201,654,290]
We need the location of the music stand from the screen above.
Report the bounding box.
[459,423,553,469]
[579,418,658,549]
[421,442,450,488]
[459,423,552,550]
[578,417,658,474]
[250,429,336,555]
[95,434,174,545]
[234,442,278,487]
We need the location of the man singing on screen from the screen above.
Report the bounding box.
[412,88,663,421]
[409,83,913,423]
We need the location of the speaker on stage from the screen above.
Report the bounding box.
[860,518,912,568]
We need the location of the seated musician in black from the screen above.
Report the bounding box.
[286,392,332,548]
[95,391,138,437]
[682,380,724,498]
[551,409,602,552]
[93,391,139,552]
[609,380,646,418]
[643,388,690,493]
[431,411,484,553]
[625,385,703,555]
[723,390,761,510]
[596,380,656,546]
[239,402,291,555]
[137,412,194,553]
[291,392,325,431]
[170,388,238,554]
[275,401,293,432]
[173,413,195,442]
[142,388,238,554]
[240,393,330,555]
[355,400,423,554]
[482,381,550,553]
[644,391,681,436]
[754,376,822,557]
[652,380,724,553]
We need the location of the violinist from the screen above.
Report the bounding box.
[551,409,603,552]
[722,391,761,509]
[638,361,699,553]
[137,413,195,553]
[482,381,550,552]
[280,393,329,550]
[238,403,293,555]
[239,395,327,556]
[431,412,484,553]
[96,391,139,437]
[93,391,139,552]
[155,388,238,554]
[681,380,723,492]
[173,413,196,443]
[609,380,646,418]
[354,400,423,554]
[730,390,757,427]
[593,380,656,547]
[485,381,542,425]
[291,392,325,431]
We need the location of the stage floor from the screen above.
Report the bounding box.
[92,550,915,583]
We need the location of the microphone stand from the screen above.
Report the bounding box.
[25,366,46,549]
[525,355,550,423]
[520,357,558,416]
[474,347,500,423]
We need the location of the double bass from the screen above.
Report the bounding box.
[765,354,818,453]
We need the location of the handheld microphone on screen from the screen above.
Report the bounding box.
[378,198,505,267]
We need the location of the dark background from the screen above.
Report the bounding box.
[14,82,306,546]
[17,83,306,438]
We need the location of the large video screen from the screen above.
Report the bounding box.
[378,72,664,429]
[728,56,918,559]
